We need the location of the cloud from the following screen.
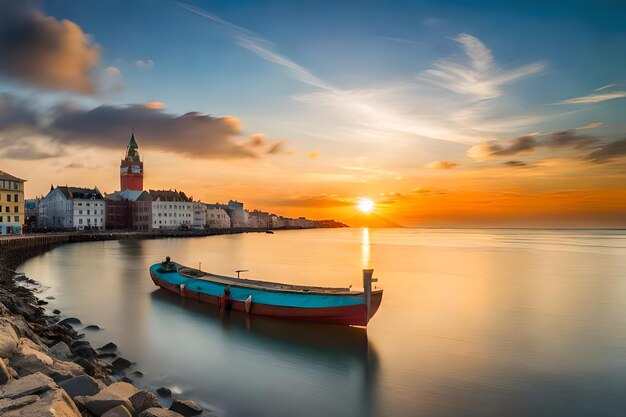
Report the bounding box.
[584,138,626,163]
[47,104,255,159]
[0,1,100,94]
[544,130,598,149]
[0,93,39,131]
[502,160,527,167]
[596,84,617,91]
[274,194,354,208]
[266,141,284,154]
[143,101,165,110]
[576,122,604,130]
[135,59,154,69]
[421,34,545,100]
[559,91,626,104]
[427,160,458,170]
[308,151,319,159]
[177,2,331,90]
[0,136,62,160]
[467,135,537,161]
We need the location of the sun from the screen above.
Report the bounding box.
[357,198,375,214]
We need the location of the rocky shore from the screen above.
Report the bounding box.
[0,233,219,416]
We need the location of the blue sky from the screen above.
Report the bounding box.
[1,0,625,225]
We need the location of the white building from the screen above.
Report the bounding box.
[205,204,230,228]
[150,190,193,229]
[39,186,105,231]
[192,202,207,229]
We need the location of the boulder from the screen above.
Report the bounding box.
[3,386,82,417]
[0,372,57,399]
[9,339,84,382]
[112,357,131,372]
[53,309,62,315]
[59,374,105,399]
[140,408,184,417]
[0,321,19,358]
[84,325,102,331]
[102,404,133,417]
[156,387,171,397]
[97,342,118,352]
[0,394,39,411]
[0,359,13,384]
[169,398,203,416]
[49,341,74,361]
[76,381,139,416]
[129,390,161,415]
[60,317,82,325]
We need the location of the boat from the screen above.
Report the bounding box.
[149,257,383,326]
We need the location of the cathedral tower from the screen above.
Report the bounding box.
[120,132,143,191]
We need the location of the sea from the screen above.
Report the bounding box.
[17,228,626,417]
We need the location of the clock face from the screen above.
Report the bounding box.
[131,165,141,174]
[120,167,129,174]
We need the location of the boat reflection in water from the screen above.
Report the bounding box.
[150,288,380,417]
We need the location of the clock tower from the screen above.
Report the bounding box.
[120,131,144,191]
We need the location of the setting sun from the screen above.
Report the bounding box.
[357,198,375,213]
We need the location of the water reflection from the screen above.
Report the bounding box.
[150,288,380,417]
[362,227,370,269]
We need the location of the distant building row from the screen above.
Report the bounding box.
[31,186,316,232]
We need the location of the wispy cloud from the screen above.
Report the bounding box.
[595,84,617,91]
[177,2,332,90]
[420,34,545,100]
[559,91,626,104]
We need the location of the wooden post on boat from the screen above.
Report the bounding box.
[363,269,374,324]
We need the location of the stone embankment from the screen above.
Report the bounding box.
[0,231,225,416]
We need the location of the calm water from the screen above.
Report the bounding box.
[18,228,626,417]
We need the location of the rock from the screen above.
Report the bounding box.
[131,370,144,378]
[169,398,203,416]
[3,386,82,417]
[121,376,133,383]
[101,404,133,417]
[0,394,39,411]
[98,353,116,359]
[112,357,131,372]
[37,299,48,305]
[46,296,56,300]
[53,309,62,315]
[84,325,102,331]
[0,321,19,358]
[140,408,184,417]
[59,375,105,399]
[97,342,118,352]
[0,372,57,399]
[0,360,12,384]
[129,390,160,415]
[9,338,83,382]
[156,387,171,397]
[49,341,74,361]
[76,382,139,416]
[60,317,82,325]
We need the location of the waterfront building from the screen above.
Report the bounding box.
[120,132,144,191]
[192,202,207,229]
[39,186,105,231]
[105,190,152,231]
[0,170,26,235]
[248,210,272,229]
[205,204,230,229]
[24,198,40,232]
[150,190,193,229]
[227,200,247,228]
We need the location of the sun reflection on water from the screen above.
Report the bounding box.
[361,227,370,269]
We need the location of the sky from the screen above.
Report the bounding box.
[0,0,625,227]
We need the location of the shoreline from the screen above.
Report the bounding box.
[0,229,272,416]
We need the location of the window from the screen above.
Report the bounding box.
[14,206,18,213]
[87,210,90,215]
[6,195,10,202]
[14,216,18,222]
[14,194,18,202]
[79,210,83,215]
[78,203,82,206]
[79,219,83,225]
[4,207,8,213]
[13,182,18,190]
[0,216,3,222]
